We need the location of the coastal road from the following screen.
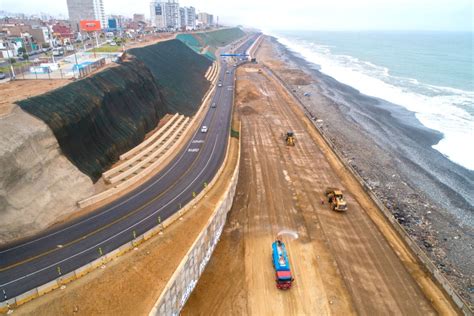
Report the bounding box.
[0,34,259,302]
[183,63,437,315]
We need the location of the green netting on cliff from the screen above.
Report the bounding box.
[177,28,246,60]
[18,59,168,181]
[129,39,212,116]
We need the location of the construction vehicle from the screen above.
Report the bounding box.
[272,239,294,290]
[285,131,295,146]
[325,188,348,211]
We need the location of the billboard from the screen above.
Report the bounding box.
[80,20,101,32]
[108,18,117,30]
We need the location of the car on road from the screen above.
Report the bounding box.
[218,82,223,87]
[201,126,208,133]
[0,72,6,80]
[211,102,216,108]
[226,70,230,74]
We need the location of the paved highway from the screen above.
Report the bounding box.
[0,33,259,302]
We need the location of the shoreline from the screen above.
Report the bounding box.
[264,35,474,305]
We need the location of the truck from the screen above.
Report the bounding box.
[272,239,294,290]
[325,188,348,212]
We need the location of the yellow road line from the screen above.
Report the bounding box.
[0,75,226,272]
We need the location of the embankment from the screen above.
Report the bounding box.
[18,59,169,182]
[0,32,227,244]
[0,107,94,243]
[177,27,246,60]
[129,40,211,116]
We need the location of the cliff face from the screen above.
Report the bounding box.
[18,59,169,181]
[1,34,220,243]
[0,107,94,243]
[129,39,212,116]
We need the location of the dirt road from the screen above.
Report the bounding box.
[183,65,441,315]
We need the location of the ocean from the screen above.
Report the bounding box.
[268,31,474,170]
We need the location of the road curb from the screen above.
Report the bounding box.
[148,121,241,316]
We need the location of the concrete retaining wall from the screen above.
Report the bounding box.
[264,65,471,315]
[117,113,180,161]
[148,130,240,316]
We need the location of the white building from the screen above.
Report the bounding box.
[66,0,106,32]
[197,12,213,28]
[184,7,196,30]
[150,0,180,30]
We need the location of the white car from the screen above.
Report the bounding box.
[218,83,223,87]
[201,126,208,133]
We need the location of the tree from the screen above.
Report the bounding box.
[17,47,26,55]
[22,52,29,61]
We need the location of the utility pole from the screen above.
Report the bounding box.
[5,41,15,80]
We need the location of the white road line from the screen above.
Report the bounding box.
[0,72,226,255]
[0,136,220,288]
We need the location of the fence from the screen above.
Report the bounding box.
[5,55,114,81]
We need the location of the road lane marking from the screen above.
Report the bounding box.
[0,59,229,257]
[0,61,231,271]
[0,136,220,288]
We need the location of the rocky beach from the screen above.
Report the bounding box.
[259,35,474,305]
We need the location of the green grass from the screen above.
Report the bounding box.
[91,44,122,53]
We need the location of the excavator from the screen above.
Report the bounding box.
[285,131,295,146]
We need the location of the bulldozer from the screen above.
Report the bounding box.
[285,131,295,146]
[325,188,348,212]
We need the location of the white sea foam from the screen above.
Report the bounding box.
[270,33,474,171]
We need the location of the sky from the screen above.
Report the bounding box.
[1,0,473,31]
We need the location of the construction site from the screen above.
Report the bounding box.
[0,29,470,316]
[183,39,463,315]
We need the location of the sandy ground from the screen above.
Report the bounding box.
[183,60,458,314]
[0,33,174,118]
[0,80,70,116]
[10,134,239,316]
[257,36,473,307]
